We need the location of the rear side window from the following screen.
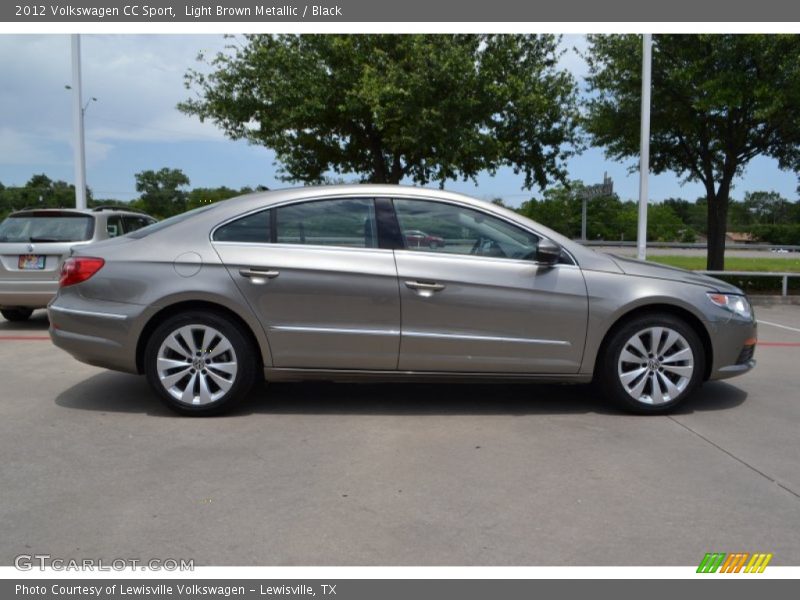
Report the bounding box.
[105,215,124,238]
[276,199,377,248]
[213,209,271,243]
[122,215,156,233]
[127,204,215,239]
[0,213,95,243]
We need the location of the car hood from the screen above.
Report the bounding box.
[606,254,743,293]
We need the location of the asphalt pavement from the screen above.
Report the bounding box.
[0,306,798,566]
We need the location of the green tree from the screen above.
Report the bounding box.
[134,168,191,218]
[179,34,578,190]
[742,191,793,225]
[584,34,800,269]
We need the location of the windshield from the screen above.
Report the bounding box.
[0,213,95,243]
[126,204,216,239]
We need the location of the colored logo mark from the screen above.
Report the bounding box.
[697,552,773,573]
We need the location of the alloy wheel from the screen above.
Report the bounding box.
[156,324,239,406]
[617,326,694,405]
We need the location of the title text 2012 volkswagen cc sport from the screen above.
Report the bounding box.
[47,186,756,416]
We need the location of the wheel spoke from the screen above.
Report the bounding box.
[629,371,648,398]
[201,327,217,353]
[662,347,692,364]
[657,371,682,399]
[620,366,648,385]
[662,364,693,377]
[659,330,680,355]
[160,367,191,389]
[208,337,233,359]
[620,348,644,364]
[164,335,192,360]
[650,372,663,402]
[208,361,237,375]
[180,372,198,404]
[629,335,649,359]
[198,372,213,404]
[206,368,234,392]
[177,326,199,355]
[648,327,663,355]
[157,357,191,371]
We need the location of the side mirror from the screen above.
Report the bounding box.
[535,238,561,266]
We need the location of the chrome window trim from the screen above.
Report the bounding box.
[208,193,578,267]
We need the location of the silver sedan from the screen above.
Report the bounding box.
[48,185,756,416]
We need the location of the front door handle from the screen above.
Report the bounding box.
[239,268,280,282]
[405,280,446,292]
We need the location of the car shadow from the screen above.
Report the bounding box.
[54,372,748,417]
[0,309,49,331]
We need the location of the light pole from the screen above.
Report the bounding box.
[636,34,653,261]
[70,34,88,210]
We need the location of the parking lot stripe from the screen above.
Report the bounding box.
[757,342,800,347]
[758,319,800,334]
[0,336,50,341]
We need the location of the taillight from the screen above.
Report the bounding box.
[59,257,105,287]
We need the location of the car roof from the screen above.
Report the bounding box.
[8,207,151,218]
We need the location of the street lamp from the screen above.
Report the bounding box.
[69,34,88,210]
[64,86,97,116]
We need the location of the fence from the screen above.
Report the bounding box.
[695,270,799,296]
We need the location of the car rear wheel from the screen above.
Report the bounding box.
[144,311,259,416]
[598,313,705,414]
[1,308,34,322]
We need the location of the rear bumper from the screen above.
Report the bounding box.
[48,297,147,374]
[0,279,58,309]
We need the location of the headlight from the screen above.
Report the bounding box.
[707,293,752,319]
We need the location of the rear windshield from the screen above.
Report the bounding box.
[126,204,215,239]
[0,213,95,243]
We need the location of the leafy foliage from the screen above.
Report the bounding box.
[584,34,800,269]
[179,34,579,189]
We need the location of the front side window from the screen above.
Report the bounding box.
[276,199,377,248]
[393,199,540,260]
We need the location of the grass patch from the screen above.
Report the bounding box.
[644,255,800,294]
[647,255,800,273]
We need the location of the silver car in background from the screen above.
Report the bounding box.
[48,186,756,416]
[0,207,156,321]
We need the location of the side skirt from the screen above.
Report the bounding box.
[263,367,593,384]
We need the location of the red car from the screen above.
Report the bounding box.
[404,229,445,248]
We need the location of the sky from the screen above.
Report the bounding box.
[0,33,798,207]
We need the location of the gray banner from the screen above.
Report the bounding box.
[3,0,800,22]
[4,580,799,600]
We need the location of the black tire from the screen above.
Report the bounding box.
[144,310,259,416]
[597,313,705,414]
[1,308,34,322]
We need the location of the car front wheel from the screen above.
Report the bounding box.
[598,313,705,414]
[144,311,259,416]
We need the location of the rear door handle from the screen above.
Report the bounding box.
[239,268,280,281]
[405,280,445,292]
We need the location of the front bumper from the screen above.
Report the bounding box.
[707,316,758,381]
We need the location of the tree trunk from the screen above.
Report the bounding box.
[705,183,731,271]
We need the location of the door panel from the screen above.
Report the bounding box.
[212,196,401,370]
[395,251,588,373]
